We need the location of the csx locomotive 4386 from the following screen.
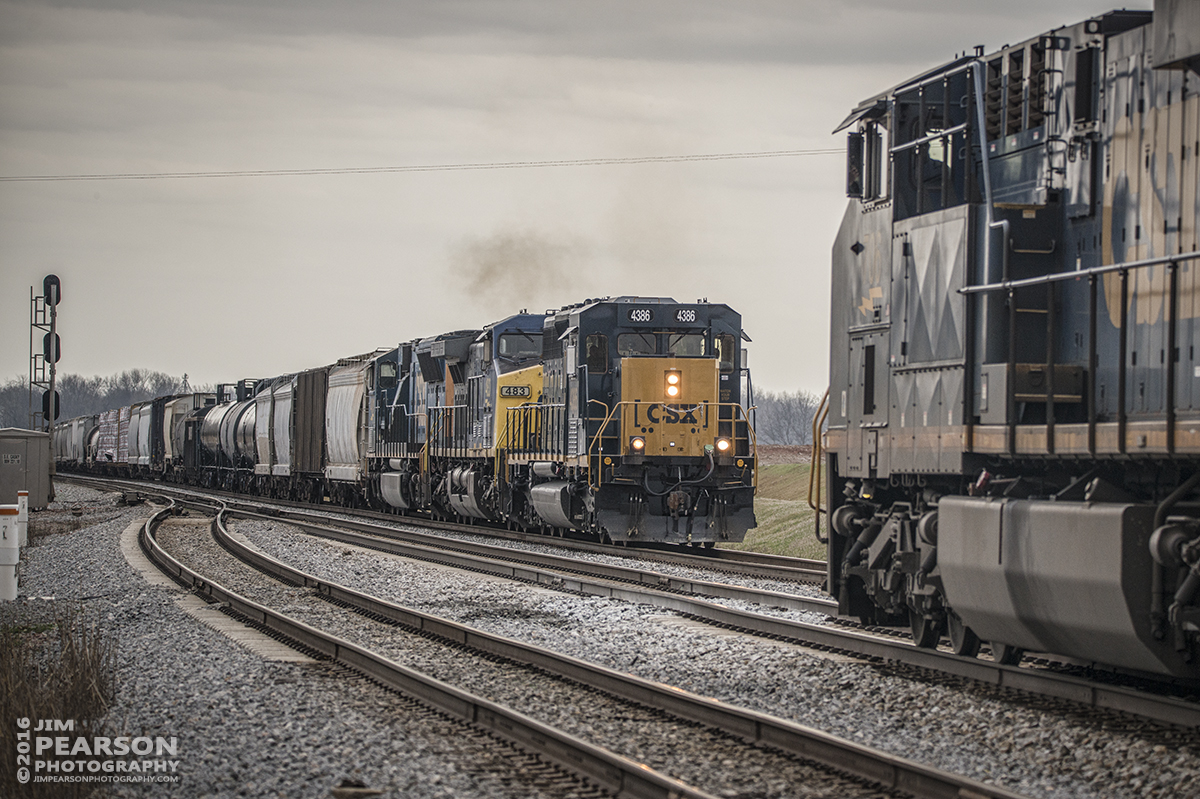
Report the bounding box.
[54,297,757,546]
[824,0,1200,678]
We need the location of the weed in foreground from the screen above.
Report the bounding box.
[1,605,116,798]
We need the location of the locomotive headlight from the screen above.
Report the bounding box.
[716,438,731,452]
[630,436,646,452]
[665,369,681,398]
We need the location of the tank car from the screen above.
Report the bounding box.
[824,1,1200,678]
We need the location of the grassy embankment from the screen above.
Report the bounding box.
[720,461,827,560]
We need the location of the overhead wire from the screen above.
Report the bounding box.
[0,148,842,182]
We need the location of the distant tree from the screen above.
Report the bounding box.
[0,376,31,429]
[0,369,198,429]
[752,388,821,445]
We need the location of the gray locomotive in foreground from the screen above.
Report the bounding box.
[54,297,757,547]
[824,0,1200,679]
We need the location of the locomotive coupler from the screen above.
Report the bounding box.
[667,489,690,517]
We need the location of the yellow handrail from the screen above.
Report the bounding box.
[808,388,830,543]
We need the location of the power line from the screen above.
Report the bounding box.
[0,148,842,183]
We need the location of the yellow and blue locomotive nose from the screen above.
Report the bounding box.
[619,357,719,457]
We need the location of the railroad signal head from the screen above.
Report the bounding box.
[42,389,60,421]
[42,332,61,364]
[43,274,61,306]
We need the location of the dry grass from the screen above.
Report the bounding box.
[0,607,116,799]
[720,457,828,560]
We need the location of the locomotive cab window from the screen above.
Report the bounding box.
[585,334,609,373]
[848,118,890,202]
[617,332,657,356]
[667,333,705,357]
[378,361,398,389]
[498,332,541,361]
[715,334,736,373]
[892,71,970,220]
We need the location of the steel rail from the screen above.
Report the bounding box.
[137,500,718,799]
[223,505,1200,731]
[209,505,1032,799]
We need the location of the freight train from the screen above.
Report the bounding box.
[822,0,1200,679]
[54,297,757,546]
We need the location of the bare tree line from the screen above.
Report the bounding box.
[751,388,823,446]
[0,370,201,429]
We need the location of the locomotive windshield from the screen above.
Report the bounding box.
[498,332,541,360]
[667,333,705,356]
[617,333,656,356]
[616,332,709,357]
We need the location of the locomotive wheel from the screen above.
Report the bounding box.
[991,642,1025,666]
[909,611,943,648]
[947,612,981,658]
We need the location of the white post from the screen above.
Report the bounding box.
[0,506,18,601]
[17,490,28,547]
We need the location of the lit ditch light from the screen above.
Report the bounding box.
[715,438,732,453]
[630,436,646,452]
[665,369,681,399]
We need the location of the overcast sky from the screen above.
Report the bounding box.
[0,0,1151,397]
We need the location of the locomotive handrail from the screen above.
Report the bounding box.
[501,401,567,460]
[808,388,830,545]
[888,121,969,155]
[958,249,1200,294]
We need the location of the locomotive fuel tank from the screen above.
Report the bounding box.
[939,496,1196,678]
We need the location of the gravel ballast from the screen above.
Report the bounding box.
[154,516,912,799]
[8,481,1200,799]
[234,515,1200,799]
[3,484,600,799]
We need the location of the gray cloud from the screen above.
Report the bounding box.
[2,1,1151,66]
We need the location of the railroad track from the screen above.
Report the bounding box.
[62,473,826,583]
[70,476,1200,730]
[139,494,1031,799]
